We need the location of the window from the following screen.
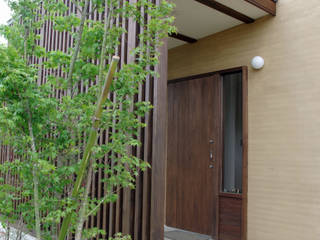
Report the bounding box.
[222,72,243,194]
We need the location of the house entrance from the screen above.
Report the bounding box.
[166,74,221,237]
[166,68,247,240]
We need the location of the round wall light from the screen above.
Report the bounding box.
[251,56,264,70]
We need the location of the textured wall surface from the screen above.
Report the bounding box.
[168,1,320,239]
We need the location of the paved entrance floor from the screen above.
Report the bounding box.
[164,226,212,240]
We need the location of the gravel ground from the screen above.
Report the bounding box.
[0,224,36,240]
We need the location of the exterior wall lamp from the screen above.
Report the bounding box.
[251,56,264,70]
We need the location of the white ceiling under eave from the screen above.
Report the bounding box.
[168,0,269,49]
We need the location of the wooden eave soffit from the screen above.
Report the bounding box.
[170,0,277,44]
[195,0,277,18]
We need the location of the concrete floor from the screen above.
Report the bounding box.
[164,226,212,240]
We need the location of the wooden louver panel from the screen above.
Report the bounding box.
[0,0,167,239]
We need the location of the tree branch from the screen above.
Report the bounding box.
[97,1,113,94]
[85,186,122,219]
[67,0,90,97]
[26,106,41,240]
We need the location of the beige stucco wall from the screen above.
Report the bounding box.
[168,0,320,239]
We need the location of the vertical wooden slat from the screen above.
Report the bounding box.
[141,54,152,240]
[150,38,167,240]
[101,4,111,238]
[122,0,137,235]
[114,1,128,234]
[133,4,145,239]
[106,3,117,237]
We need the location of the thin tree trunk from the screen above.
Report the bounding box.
[23,24,41,240]
[15,216,23,240]
[27,108,42,240]
[63,3,90,238]
[58,56,119,240]
[67,0,90,97]
[74,162,93,240]
[97,1,113,93]
[23,28,28,63]
[5,220,10,240]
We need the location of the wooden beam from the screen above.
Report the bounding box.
[169,32,197,44]
[194,0,255,24]
[244,0,276,16]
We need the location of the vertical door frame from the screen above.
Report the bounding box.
[166,66,248,240]
[241,66,248,240]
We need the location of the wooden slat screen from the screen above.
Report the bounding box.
[0,0,167,239]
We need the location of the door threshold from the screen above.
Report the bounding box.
[164,225,213,240]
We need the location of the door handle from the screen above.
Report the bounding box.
[209,164,214,169]
[209,139,214,162]
[209,151,213,161]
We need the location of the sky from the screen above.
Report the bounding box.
[0,0,12,44]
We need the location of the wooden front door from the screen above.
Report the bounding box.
[166,74,222,238]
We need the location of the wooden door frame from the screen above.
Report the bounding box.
[166,66,248,240]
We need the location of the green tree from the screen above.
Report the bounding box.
[0,0,174,239]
